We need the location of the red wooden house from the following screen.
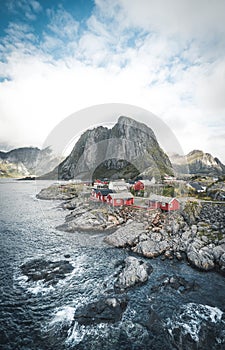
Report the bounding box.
[107,192,134,207]
[97,189,114,202]
[91,188,99,199]
[147,195,180,211]
[133,180,145,192]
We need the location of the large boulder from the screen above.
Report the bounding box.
[132,238,171,258]
[115,256,153,291]
[74,296,128,325]
[186,240,215,270]
[104,221,146,247]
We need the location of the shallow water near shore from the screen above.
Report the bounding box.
[0,179,224,349]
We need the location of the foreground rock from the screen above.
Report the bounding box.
[20,259,74,285]
[167,303,225,350]
[115,256,153,291]
[104,222,146,247]
[57,203,122,231]
[74,296,128,325]
[104,202,225,274]
[58,204,157,232]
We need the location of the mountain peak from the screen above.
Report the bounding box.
[57,116,173,180]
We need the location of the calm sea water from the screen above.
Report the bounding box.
[0,179,224,350]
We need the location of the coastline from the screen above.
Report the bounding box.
[36,182,225,275]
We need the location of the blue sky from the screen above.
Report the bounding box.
[0,0,225,162]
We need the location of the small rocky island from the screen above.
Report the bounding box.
[36,182,225,275]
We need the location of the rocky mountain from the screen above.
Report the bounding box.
[0,147,63,178]
[56,116,174,181]
[170,150,225,176]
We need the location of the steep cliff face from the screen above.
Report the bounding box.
[58,116,173,180]
[170,150,225,175]
[0,147,62,177]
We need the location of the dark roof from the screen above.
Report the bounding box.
[97,189,114,196]
[93,188,99,193]
[189,182,204,191]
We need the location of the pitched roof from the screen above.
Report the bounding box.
[97,189,114,196]
[188,182,204,191]
[108,192,134,199]
[148,194,178,204]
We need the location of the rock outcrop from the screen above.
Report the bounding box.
[74,296,128,325]
[104,202,225,273]
[114,256,153,291]
[36,183,80,200]
[57,116,173,180]
[20,259,74,286]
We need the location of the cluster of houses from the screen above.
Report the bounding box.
[91,179,180,211]
[91,180,135,207]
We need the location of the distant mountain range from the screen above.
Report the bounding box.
[170,150,225,176]
[1,120,225,179]
[0,147,62,178]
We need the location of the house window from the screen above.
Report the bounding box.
[116,199,121,204]
[170,203,173,208]
[162,202,165,206]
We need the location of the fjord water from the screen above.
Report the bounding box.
[0,179,224,350]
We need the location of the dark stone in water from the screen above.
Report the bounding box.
[64,254,71,259]
[151,274,199,293]
[74,296,128,325]
[20,258,74,285]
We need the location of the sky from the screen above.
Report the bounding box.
[0,0,225,162]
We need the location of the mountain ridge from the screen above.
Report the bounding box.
[57,116,173,180]
[170,149,225,176]
[0,147,63,178]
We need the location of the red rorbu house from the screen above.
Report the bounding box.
[147,195,180,211]
[91,188,99,199]
[91,188,113,201]
[107,192,134,207]
[93,179,109,188]
[97,189,114,202]
[133,180,145,192]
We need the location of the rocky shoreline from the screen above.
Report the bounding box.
[37,184,225,275]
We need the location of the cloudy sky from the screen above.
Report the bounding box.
[0,0,225,161]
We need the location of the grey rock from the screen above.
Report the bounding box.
[132,238,170,258]
[115,256,153,290]
[191,225,198,234]
[187,240,215,270]
[219,252,225,270]
[213,244,225,261]
[104,222,146,247]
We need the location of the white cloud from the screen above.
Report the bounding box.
[46,6,79,40]
[6,0,42,20]
[116,0,225,38]
[0,1,225,163]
